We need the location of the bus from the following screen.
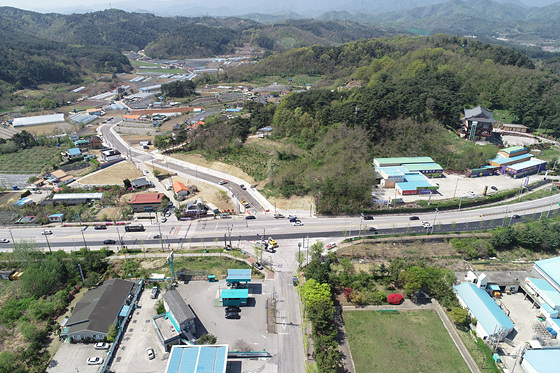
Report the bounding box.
[125,224,145,232]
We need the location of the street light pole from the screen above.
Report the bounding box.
[8,227,15,252]
[81,229,88,250]
[453,177,459,199]
[298,242,302,269]
[431,208,439,234]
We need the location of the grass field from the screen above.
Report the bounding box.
[0,146,62,173]
[344,310,470,373]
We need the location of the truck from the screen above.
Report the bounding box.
[125,224,145,232]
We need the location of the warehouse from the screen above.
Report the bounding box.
[373,156,435,168]
[523,278,560,319]
[454,282,514,341]
[221,288,249,307]
[521,348,560,373]
[401,162,443,178]
[12,113,65,127]
[165,345,228,373]
[395,172,439,195]
[502,159,547,178]
[498,146,529,158]
[51,192,103,205]
[488,153,533,168]
[533,256,560,293]
[501,123,529,133]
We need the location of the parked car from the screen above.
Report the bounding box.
[165,211,171,217]
[161,217,167,223]
[94,225,107,230]
[367,226,378,232]
[253,262,264,270]
[245,215,256,220]
[0,239,9,243]
[225,312,241,319]
[42,230,52,235]
[94,342,110,350]
[225,306,241,313]
[362,215,374,220]
[491,186,498,191]
[146,347,155,360]
[292,277,298,286]
[512,214,521,219]
[34,190,42,194]
[219,180,228,185]
[150,287,159,299]
[293,220,304,226]
[87,357,103,365]
[103,239,116,245]
[240,184,246,190]
[409,216,420,221]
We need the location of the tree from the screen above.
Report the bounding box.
[106,324,117,342]
[295,251,306,269]
[12,240,42,268]
[449,307,469,327]
[198,333,217,345]
[161,80,196,98]
[123,179,131,189]
[21,256,66,297]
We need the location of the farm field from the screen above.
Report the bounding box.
[0,146,62,173]
[79,160,143,185]
[344,310,470,373]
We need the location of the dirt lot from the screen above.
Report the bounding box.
[268,194,315,211]
[169,153,256,185]
[19,122,77,136]
[79,161,143,185]
[337,241,468,270]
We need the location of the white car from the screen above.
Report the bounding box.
[87,357,103,365]
[422,221,432,229]
[219,180,228,185]
[0,239,9,243]
[94,342,110,350]
[293,221,304,226]
[146,347,155,360]
[41,230,52,235]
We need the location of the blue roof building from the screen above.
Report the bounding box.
[521,348,560,373]
[454,282,514,341]
[165,345,228,373]
[226,269,251,284]
[221,288,249,307]
[533,256,560,293]
[524,278,560,312]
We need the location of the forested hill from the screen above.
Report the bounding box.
[318,0,560,47]
[0,7,397,59]
[0,25,131,92]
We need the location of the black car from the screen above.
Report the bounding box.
[253,262,264,270]
[240,184,246,190]
[103,239,116,245]
[225,306,241,313]
[409,216,420,220]
[245,215,256,220]
[512,214,521,219]
[94,225,107,230]
[491,186,498,191]
[225,312,240,319]
[363,215,374,220]
[288,216,298,222]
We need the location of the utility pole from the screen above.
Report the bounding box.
[43,229,52,254]
[81,228,88,250]
[431,208,439,234]
[8,227,15,252]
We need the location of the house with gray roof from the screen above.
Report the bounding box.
[163,290,196,334]
[463,105,496,141]
[61,279,136,342]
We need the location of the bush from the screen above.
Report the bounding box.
[197,333,217,345]
[106,324,117,342]
[156,300,165,315]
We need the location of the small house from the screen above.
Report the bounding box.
[47,213,65,223]
[89,136,103,149]
[257,127,273,138]
[131,177,151,189]
[172,181,190,199]
[65,147,83,160]
[69,133,79,142]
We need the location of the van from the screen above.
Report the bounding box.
[150,287,158,299]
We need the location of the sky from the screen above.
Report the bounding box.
[0,0,110,11]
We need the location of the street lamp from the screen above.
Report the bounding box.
[298,242,302,269]
[431,208,439,234]
[81,227,88,251]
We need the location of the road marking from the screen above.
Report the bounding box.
[261,334,267,339]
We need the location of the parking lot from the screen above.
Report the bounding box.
[46,342,108,373]
[176,279,274,351]
[375,171,548,203]
[111,289,168,373]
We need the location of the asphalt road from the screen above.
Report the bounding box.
[98,121,264,212]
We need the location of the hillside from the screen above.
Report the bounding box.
[0,7,397,59]
[324,0,560,47]
[175,35,560,213]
